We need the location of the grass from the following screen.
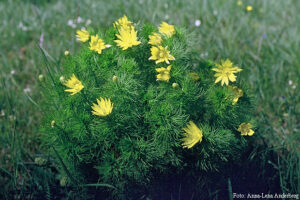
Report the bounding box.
[0,0,299,199]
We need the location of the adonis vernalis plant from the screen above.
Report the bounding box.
[39,15,255,199]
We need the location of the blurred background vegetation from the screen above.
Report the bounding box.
[0,0,299,199]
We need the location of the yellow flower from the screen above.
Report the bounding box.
[156,65,171,82]
[114,26,141,50]
[89,35,111,54]
[158,22,176,38]
[237,0,243,6]
[113,15,133,31]
[64,50,70,56]
[212,59,242,86]
[228,86,243,105]
[238,123,254,136]
[149,45,175,64]
[91,97,113,117]
[181,121,203,149]
[246,5,253,12]
[76,29,90,42]
[64,74,84,95]
[148,33,162,46]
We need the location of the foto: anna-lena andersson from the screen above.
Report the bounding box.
[247,193,299,199]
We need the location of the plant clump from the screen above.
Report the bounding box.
[39,15,255,199]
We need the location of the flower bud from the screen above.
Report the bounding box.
[189,72,200,82]
[64,50,69,56]
[60,177,68,187]
[38,74,44,82]
[59,76,65,83]
[9,115,16,123]
[112,75,118,83]
[172,83,179,89]
[51,120,56,128]
[34,157,47,166]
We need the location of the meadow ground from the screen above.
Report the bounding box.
[0,0,299,199]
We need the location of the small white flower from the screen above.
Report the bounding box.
[85,19,92,26]
[0,110,5,117]
[195,19,201,27]
[67,20,76,28]
[200,52,208,57]
[165,14,169,20]
[67,20,73,26]
[213,10,218,16]
[18,22,23,28]
[39,33,44,47]
[77,16,83,23]
[9,115,16,122]
[10,70,16,75]
[292,85,296,89]
[18,22,28,31]
[24,87,31,93]
[288,80,293,85]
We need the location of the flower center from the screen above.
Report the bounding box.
[241,125,249,133]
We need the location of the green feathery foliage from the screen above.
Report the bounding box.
[39,16,255,199]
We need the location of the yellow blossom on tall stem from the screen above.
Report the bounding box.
[246,5,253,12]
[114,26,141,50]
[237,0,243,6]
[156,65,171,82]
[238,123,254,136]
[89,35,111,54]
[64,74,84,95]
[181,121,203,149]
[113,15,133,31]
[148,33,163,46]
[76,29,90,42]
[91,97,113,117]
[212,59,242,86]
[158,22,176,38]
[149,45,175,64]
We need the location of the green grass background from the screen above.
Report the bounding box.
[0,0,299,199]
